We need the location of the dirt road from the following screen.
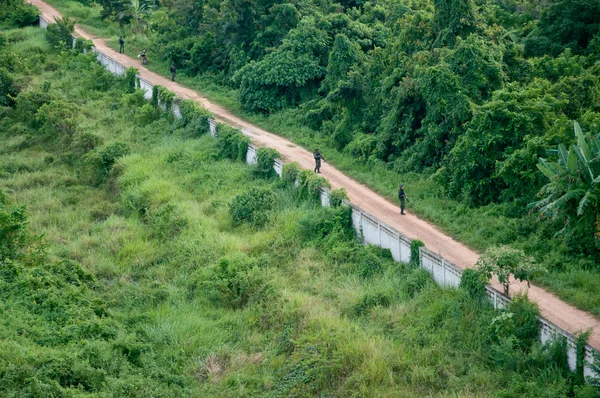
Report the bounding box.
[30,0,600,348]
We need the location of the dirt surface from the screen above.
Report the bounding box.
[30,0,600,348]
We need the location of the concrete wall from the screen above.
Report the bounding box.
[40,16,598,379]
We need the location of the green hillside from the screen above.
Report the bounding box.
[35,0,600,315]
[1,16,599,396]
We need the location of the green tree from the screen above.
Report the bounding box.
[118,0,153,33]
[476,246,544,296]
[532,122,600,245]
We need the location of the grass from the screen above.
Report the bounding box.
[0,25,595,396]
[27,0,600,316]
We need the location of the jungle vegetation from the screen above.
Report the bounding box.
[2,16,600,396]
[36,0,600,315]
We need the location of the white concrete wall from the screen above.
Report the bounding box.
[39,15,48,29]
[61,32,599,380]
[246,145,258,165]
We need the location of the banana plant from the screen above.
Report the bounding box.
[532,122,600,237]
[118,0,153,34]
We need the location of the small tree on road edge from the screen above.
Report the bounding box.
[476,246,545,296]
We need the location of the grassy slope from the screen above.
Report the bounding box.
[40,0,600,317]
[0,27,583,396]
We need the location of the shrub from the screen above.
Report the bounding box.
[81,142,130,186]
[148,203,189,242]
[401,268,432,298]
[124,67,138,93]
[177,100,211,138]
[255,147,280,177]
[459,268,488,299]
[352,292,391,316]
[409,239,424,267]
[216,124,250,161]
[229,187,277,227]
[490,294,540,352]
[152,85,175,110]
[0,192,27,261]
[328,188,348,207]
[282,162,301,185]
[298,206,353,244]
[73,38,93,53]
[45,16,75,50]
[0,0,38,28]
[297,169,331,201]
[205,254,275,309]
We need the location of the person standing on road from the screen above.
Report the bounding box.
[314,149,325,173]
[170,63,176,82]
[119,36,124,53]
[398,184,407,215]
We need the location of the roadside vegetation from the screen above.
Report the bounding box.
[38,0,600,315]
[2,16,600,396]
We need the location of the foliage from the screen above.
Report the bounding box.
[409,239,424,267]
[0,192,28,261]
[124,67,137,93]
[229,186,277,227]
[328,188,348,208]
[282,161,301,185]
[118,0,153,34]
[255,147,280,177]
[81,141,130,185]
[45,16,75,49]
[459,268,488,299]
[0,0,39,29]
[532,122,600,253]
[216,124,249,161]
[204,254,275,309]
[476,246,545,295]
[296,169,331,201]
[151,85,174,110]
[177,99,211,137]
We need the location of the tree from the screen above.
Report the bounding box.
[532,121,600,244]
[476,246,544,296]
[118,0,153,34]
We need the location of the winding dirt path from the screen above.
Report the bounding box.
[30,0,600,349]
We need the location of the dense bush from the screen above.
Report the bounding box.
[0,0,38,29]
[229,186,277,227]
[204,254,275,309]
[45,17,75,49]
[177,99,212,138]
[255,147,280,177]
[80,141,130,185]
[216,124,250,161]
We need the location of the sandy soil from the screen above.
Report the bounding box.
[29,0,600,348]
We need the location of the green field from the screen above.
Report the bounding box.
[1,24,598,396]
[36,0,600,317]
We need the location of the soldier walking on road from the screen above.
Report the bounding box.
[119,36,124,53]
[170,63,176,82]
[398,184,407,215]
[314,149,325,173]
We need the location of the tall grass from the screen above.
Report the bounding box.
[0,25,589,396]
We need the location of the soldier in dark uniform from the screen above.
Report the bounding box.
[119,36,124,53]
[170,63,176,82]
[314,149,325,173]
[398,184,407,215]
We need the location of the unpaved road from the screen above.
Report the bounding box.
[30,0,600,348]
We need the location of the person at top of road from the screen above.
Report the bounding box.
[398,184,407,215]
[314,149,325,173]
[119,35,124,54]
[170,63,176,82]
[139,49,147,64]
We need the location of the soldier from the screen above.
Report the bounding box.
[398,184,407,215]
[119,36,124,54]
[313,149,325,173]
[170,63,176,82]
